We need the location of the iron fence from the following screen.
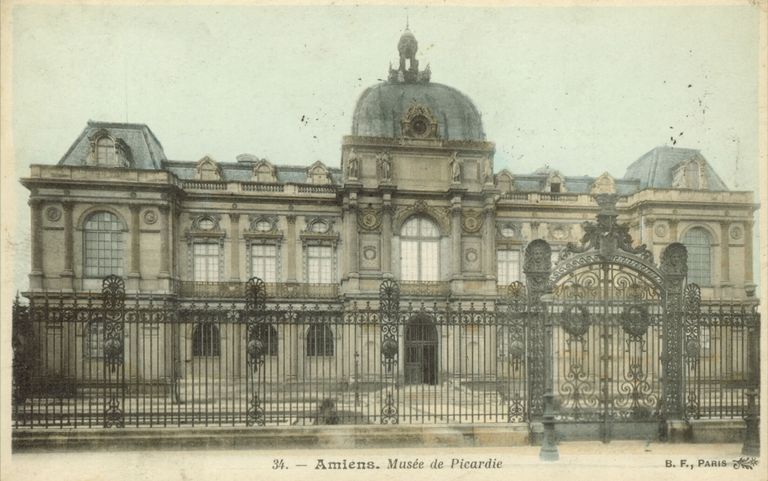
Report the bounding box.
[11,277,759,431]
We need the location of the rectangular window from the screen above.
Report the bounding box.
[193,243,220,282]
[497,250,521,286]
[251,244,278,282]
[307,245,333,283]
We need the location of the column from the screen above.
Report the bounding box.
[128,205,141,278]
[668,220,678,242]
[530,221,540,239]
[29,199,44,289]
[719,221,730,284]
[229,213,241,281]
[451,200,462,279]
[61,201,74,290]
[158,205,170,279]
[348,199,359,277]
[482,204,495,278]
[744,220,754,287]
[381,199,393,276]
[644,217,655,250]
[286,214,297,282]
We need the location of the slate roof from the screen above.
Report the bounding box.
[164,160,343,184]
[351,82,485,140]
[623,146,729,191]
[510,174,640,195]
[58,121,167,169]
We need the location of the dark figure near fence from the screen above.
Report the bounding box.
[314,399,340,425]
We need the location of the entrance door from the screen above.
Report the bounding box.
[404,318,437,385]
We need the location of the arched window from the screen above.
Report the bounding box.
[254,324,279,356]
[682,227,712,286]
[306,324,334,357]
[84,211,124,277]
[84,321,104,359]
[96,136,116,164]
[192,323,220,357]
[400,216,440,281]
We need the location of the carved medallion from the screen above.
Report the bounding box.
[462,209,483,234]
[358,208,382,231]
[730,225,743,240]
[143,209,158,225]
[45,206,61,222]
[654,223,667,238]
[363,246,377,260]
[464,248,479,263]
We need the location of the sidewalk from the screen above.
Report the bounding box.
[3,441,764,481]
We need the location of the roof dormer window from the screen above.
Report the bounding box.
[87,129,132,168]
[550,182,561,193]
[96,137,115,164]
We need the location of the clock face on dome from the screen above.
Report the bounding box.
[410,115,429,136]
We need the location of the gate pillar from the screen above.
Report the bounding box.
[379,280,400,424]
[660,243,688,427]
[523,240,552,419]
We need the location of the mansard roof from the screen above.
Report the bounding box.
[58,120,167,169]
[163,160,343,184]
[623,146,729,191]
[510,170,640,195]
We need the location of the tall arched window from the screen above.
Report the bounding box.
[400,216,440,281]
[192,323,220,357]
[306,325,334,357]
[84,211,124,277]
[682,227,712,286]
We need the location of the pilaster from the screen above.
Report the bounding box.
[158,205,171,280]
[127,204,142,292]
[229,213,241,282]
[28,198,44,290]
[286,214,297,282]
[60,201,74,291]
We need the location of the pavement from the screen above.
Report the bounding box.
[2,441,765,481]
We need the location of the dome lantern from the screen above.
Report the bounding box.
[389,26,430,84]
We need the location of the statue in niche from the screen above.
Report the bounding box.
[450,152,462,183]
[483,157,493,183]
[347,149,360,180]
[377,151,392,182]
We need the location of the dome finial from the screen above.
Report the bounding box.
[388,24,430,83]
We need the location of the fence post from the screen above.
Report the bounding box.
[102,275,127,428]
[742,302,760,456]
[523,240,557,459]
[245,277,267,426]
[659,243,687,440]
[379,280,400,424]
[682,284,702,421]
[12,294,31,407]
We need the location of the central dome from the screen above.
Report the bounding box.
[351,28,485,141]
[351,82,485,140]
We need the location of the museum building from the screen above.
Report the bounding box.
[17,29,758,421]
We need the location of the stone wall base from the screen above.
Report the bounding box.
[13,424,531,452]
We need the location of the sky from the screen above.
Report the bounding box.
[5,3,762,292]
